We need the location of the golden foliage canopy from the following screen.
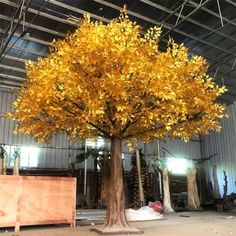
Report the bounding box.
[8,11,226,143]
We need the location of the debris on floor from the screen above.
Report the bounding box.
[126,206,163,221]
[179,214,191,217]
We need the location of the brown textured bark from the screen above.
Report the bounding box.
[94,137,142,235]
[135,148,145,206]
[0,158,3,175]
[100,151,110,205]
[187,168,201,210]
[163,168,174,213]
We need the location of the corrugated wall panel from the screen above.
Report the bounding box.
[121,138,201,171]
[0,89,81,169]
[1,89,203,171]
[0,89,204,170]
[146,138,201,159]
[201,102,236,196]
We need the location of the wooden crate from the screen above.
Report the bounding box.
[0,175,76,231]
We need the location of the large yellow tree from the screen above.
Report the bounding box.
[8,10,226,234]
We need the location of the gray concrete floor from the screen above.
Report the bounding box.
[1,210,236,236]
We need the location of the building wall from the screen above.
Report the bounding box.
[0,89,82,169]
[122,138,201,171]
[201,102,236,196]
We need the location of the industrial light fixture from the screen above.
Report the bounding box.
[21,30,30,39]
[166,157,193,175]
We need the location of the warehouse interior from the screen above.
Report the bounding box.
[0,0,236,235]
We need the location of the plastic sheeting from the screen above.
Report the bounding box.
[126,206,163,221]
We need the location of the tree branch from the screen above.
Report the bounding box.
[105,101,116,127]
[87,122,110,139]
[124,112,204,139]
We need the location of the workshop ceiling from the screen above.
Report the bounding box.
[0,0,235,104]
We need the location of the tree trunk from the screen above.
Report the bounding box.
[135,148,145,206]
[3,152,8,175]
[0,158,3,175]
[93,137,142,235]
[92,158,98,207]
[223,170,228,197]
[100,149,110,207]
[13,156,20,176]
[187,168,201,210]
[163,168,174,213]
[212,165,221,198]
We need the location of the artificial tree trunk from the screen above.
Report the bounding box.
[187,168,201,210]
[93,137,142,235]
[0,158,3,175]
[100,149,110,206]
[3,152,8,175]
[223,170,228,197]
[212,165,221,199]
[13,155,20,176]
[162,168,174,213]
[135,148,145,206]
[92,158,99,207]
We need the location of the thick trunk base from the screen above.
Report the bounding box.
[91,227,143,235]
[187,168,201,210]
[94,137,143,235]
[163,168,174,213]
[164,207,175,213]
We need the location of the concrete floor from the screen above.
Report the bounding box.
[1,210,236,236]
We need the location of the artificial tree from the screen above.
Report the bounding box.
[213,165,221,199]
[13,147,20,176]
[8,8,226,235]
[75,145,110,207]
[0,145,8,175]
[0,145,6,175]
[187,167,201,210]
[130,149,149,208]
[162,167,175,212]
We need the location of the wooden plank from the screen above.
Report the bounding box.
[0,175,19,228]
[0,175,76,231]
[15,176,23,232]
[71,178,77,227]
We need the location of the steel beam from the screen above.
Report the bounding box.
[0,0,79,27]
[140,0,236,43]
[188,0,236,27]
[3,54,29,63]
[160,0,211,39]
[208,55,235,71]
[225,0,236,7]
[0,84,21,90]
[215,67,236,82]
[49,0,110,23]
[93,0,235,56]
[0,64,26,73]
[5,44,47,57]
[0,0,33,58]
[0,73,25,82]
[0,14,66,38]
[2,1,235,58]
[0,27,52,47]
